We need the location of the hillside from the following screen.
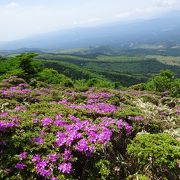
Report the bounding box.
[0,71,180,180]
[1,49,180,87]
[0,53,180,179]
[37,52,180,86]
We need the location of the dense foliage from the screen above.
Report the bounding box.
[128,133,180,179]
[38,53,180,86]
[0,53,180,179]
[144,70,180,97]
[0,54,116,89]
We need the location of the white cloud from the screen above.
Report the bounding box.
[115,12,131,18]
[6,2,19,8]
[0,0,179,41]
[114,0,179,21]
[88,18,101,23]
[115,7,160,21]
[153,0,177,7]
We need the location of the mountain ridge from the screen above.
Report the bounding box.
[1,11,180,50]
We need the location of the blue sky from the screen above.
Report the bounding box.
[0,0,180,41]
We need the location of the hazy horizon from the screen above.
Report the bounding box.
[0,0,180,42]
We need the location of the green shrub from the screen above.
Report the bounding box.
[0,53,43,82]
[37,68,73,87]
[95,160,111,180]
[74,80,89,91]
[144,70,180,98]
[128,83,145,91]
[86,78,114,88]
[18,53,42,81]
[145,70,173,92]
[114,105,143,119]
[127,133,180,179]
[0,69,24,82]
[170,78,180,97]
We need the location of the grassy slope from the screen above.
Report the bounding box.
[146,55,180,66]
[37,53,180,86]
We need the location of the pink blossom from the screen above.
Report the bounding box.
[58,162,72,174]
[41,117,53,127]
[19,152,28,160]
[15,162,26,170]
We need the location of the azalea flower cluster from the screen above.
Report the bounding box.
[1,85,145,179]
[86,91,113,104]
[13,113,135,179]
[58,91,117,114]
[0,104,27,132]
[68,103,117,114]
[0,111,19,132]
[0,83,32,98]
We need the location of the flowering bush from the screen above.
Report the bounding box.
[0,85,143,179]
[0,84,31,99]
[0,79,179,179]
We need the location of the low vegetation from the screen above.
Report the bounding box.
[0,53,180,179]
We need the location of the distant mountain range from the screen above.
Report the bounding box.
[1,11,180,50]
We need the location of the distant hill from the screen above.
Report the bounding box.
[37,53,180,86]
[1,11,180,50]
